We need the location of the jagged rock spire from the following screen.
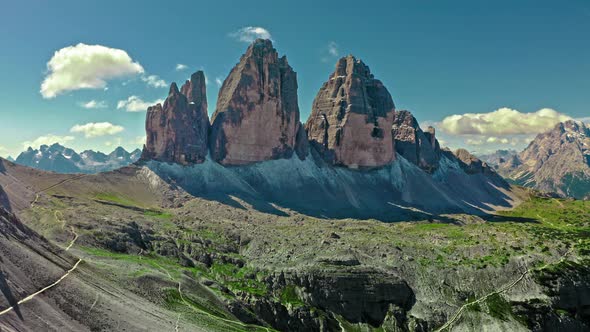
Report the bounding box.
[209,39,303,165]
[142,71,210,165]
[305,55,396,168]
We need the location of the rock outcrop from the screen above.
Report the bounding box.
[450,148,496,176]
[209,39,301,165]
[305,55,396,168]
[391,110,441,172]
[142,71,209,165]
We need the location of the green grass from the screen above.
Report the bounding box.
[279,285,305,307]
[144,210,174,219]
[485,294,513,321]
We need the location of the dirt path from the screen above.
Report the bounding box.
[434,246,575,332]
[0,175,86,317]
[152,263,272,332]
[0,259,83,317]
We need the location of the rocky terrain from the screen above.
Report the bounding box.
[0,157,588,331]
[1,39,588,332]
[14,144,141,174]
[484,121,590,199]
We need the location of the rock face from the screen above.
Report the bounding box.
[450,148,496,176]
[305,55,395,168]
[391,110,441,172]
[209,39,301,165]
[496,120,590,198]
[142,71,209,165]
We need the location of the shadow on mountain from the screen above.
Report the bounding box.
[142,153,524,222]
[0,256,23,320]
[0,161,11,212]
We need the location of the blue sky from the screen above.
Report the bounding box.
[1,0,589,158]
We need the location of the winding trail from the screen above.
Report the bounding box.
[152,263,272,332]
[434,246,575,332]
[0,175,87,318]
[0,259,83,317]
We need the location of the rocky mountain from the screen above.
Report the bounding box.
[135,39,509,218]
[2,38,589,332]
[142,71,210,165]
[305,55,395,168]
[392,110,441,173]
[209,39,303,165]
[490,121,590,199]
[5,156,15,162]
[14,143,141,174]
[479,149,518,167]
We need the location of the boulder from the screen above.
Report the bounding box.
[209,39,301,165]
[305,55,396,168]
[142,71,210,165]
[391,110,441,173]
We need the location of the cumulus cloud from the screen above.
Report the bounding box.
[23,134,75,149]
[176,64,188,71]
[79,100,107,109]
[70,122,124,138]
[41,43,144,98]
[215,76,224,87]
[116,95,164,112]
[141,74,167,88]
[439,108,571,136]
[229,27,272,43]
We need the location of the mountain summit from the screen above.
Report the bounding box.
[494,120,590,198]
[14,144,141,174]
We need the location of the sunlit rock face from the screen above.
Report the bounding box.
[391,110,441,173]
[305,55,395,169]
[142,71,209,165]
[209,39,301,165]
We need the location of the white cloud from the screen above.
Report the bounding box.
[70,122,124,138]
[23,134,75,149]
[486,136,510,144]
[176,64,188,71]
[116,95,164,112]
[40,43,144,98]
[439,108,572,136]
[215,76,224,87]
[327,41,338,56]
[229,26,272,43]
[466,138,484,146]
[79,100,107,109]
[105,137,123,147]
[134,135,146,145]
[141,74,167,88]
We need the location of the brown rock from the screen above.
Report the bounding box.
[451,148,495,175]
[209,39,301,165]
[391,110,440,172]
[305,55,395,168]
[142,71,210,165]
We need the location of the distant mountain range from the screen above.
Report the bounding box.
[480,120,590,199]
[14,143,141,174]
